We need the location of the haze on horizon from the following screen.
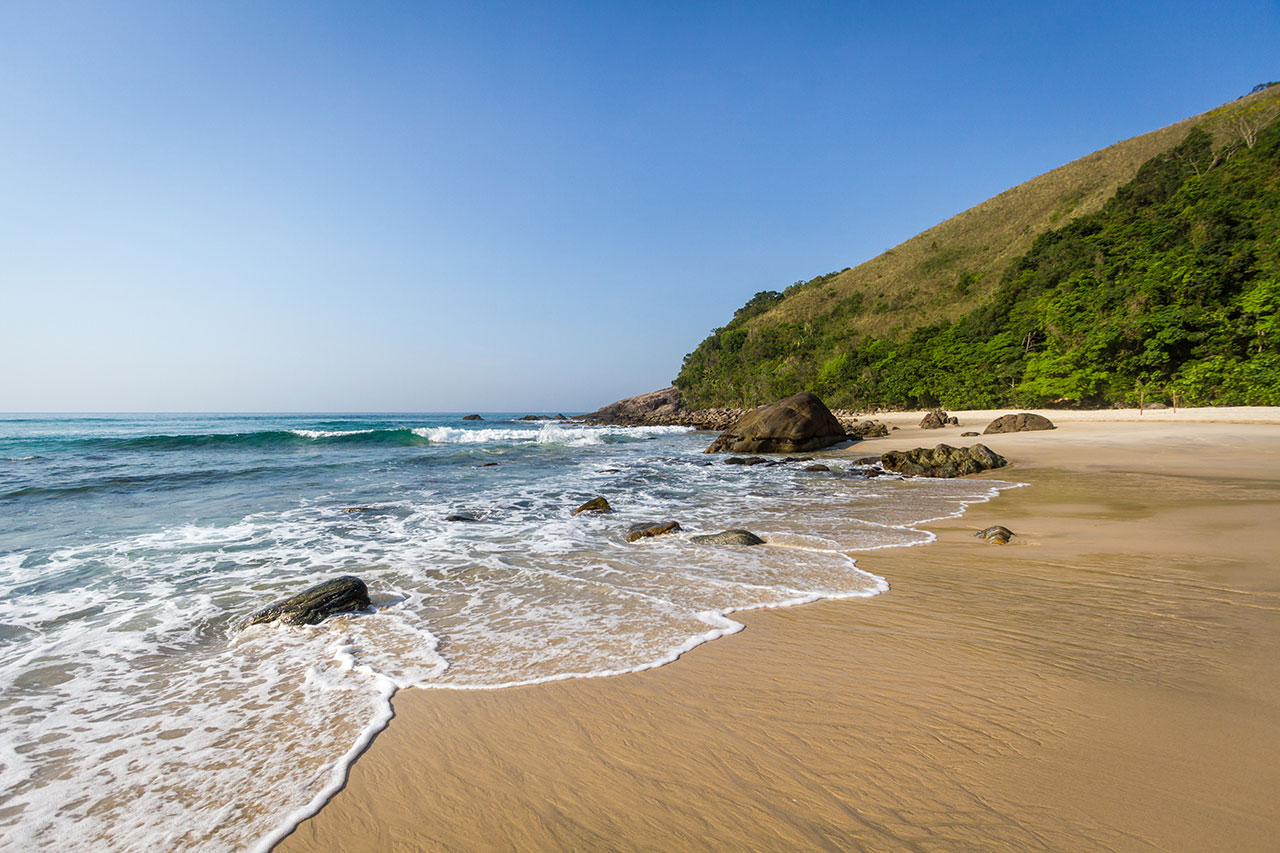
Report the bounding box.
[2,1,1276,413]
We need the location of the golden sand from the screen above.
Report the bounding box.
[282,409,1280,851]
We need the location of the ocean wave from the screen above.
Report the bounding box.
[67,424,695,452]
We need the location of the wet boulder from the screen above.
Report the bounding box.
[572,496,613,515]
[626,521,682,543]
[975,525,1015,545]
[984,413,1055,434]
[705,392,847,454]
[690,529,766,546]
[876,444,1007,478]
[243,576,371,628]
[803,464,830,472]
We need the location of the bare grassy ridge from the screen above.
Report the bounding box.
[735,87,1280,340]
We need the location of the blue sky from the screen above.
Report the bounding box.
[2,1,1277,412]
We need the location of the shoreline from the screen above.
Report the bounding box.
[280,409,1280,851]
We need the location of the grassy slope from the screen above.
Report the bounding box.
[675,86,1280,407]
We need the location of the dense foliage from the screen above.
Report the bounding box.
[675,116,1280,409]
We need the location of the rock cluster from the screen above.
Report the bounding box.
[870,444,1007,478]
[242,576,371,628]
[705,392,848,454]
[984,413,1055,434]
[919,408,959,429]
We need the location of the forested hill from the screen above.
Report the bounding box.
[674,86,1280,409]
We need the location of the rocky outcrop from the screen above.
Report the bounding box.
[705,393,848,454]
[243,576,371,628]
[984,413,1055,434]
[626,521,681,542]
[871,444,1007,478]
[572,496,613,515]
[462,414,483,421]
[920,408,959,429]
[690,529,765,546]
[578,387,684,425]
[518,415,547,421]
[975,525,1015,544]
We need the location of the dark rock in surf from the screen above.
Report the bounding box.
[626,521,682,543]
[690,529,765,546]
[572,496,613,515]
[340,506,374,513]
[462,414,483,421]
[705,392,847,454]
[984,413,1055,434]
[243,576,371,628]
[518,414,546,421]
[803,464,830,472]
[444,514,479,522]
[975,525,1015,544]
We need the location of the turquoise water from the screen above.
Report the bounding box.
[0,413,1009,850]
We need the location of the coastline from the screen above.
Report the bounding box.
[280,409,1280,851]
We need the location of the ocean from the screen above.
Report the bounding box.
[0,413,1010,850]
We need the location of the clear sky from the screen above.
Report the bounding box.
[2,1,1277,412]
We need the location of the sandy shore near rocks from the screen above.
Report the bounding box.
[281,408,1280,852]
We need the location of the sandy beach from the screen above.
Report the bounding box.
[281,408,1280,852]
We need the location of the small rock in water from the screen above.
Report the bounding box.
[242,576,371,628]
[478,462,500,467]
[444,514,479,522]
[803,464,830,472]
[462,414,484,421]
[626,521,682,542]
[572,496,613,515]
[690,529,765,546]
[340,506,374,513]
[975,525,1015,545]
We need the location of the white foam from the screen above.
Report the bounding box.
[290,428,377,439]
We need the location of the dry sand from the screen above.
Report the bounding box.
[281,408,1280,852]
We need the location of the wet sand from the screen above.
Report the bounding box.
[282,409,1280,851]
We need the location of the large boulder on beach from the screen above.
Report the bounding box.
[874,444,1007,478]
[690,529,765,546]
[626,521,682,542]
[705,392,847,454]
[984,413,1055,434]
[919,408,947,429]
[243,576,371,628]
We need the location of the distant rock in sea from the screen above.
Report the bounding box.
[462,414,483,421]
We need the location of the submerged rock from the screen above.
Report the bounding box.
[626,521,682,543]
[690,529,765,546]
[975,525,1015,544]
[706,392,847,454]
[876,444,1007,478]
[243,576,371,628]
[340,506,374,513]
[572,496,613,515]
[462,414,483,421]
[984,413,1055,434]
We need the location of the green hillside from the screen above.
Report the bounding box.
[675,86,1280,409]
